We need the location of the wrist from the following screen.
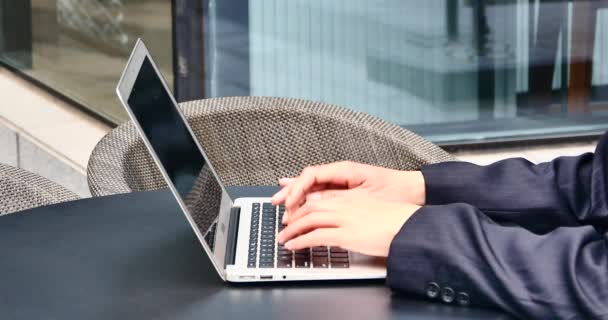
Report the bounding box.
[400,170,426,206]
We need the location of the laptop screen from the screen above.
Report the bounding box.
[127,56,222,252]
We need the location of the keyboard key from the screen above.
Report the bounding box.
[278,256,292,267]
[248,203,261,268]
[312,251,328,257]
[295,258,310,268]
[277,259,292,268]
[278,250,292,257]
[330,252,348,258]
[330,246,347,253]
[294,253,310,260]
[261,245,275,252]
[331,262,349,268]
[313,257,329,268]
[330,257,349,263]
[312,246,328,252]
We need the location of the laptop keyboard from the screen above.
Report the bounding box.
[247,202,350,269]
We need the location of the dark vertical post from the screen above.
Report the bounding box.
[568,0,599,114]
[447,0,459,42]
[0,0,33,68]
[473,0,494,119]
[173,0,206,102]
[520,0,567,117]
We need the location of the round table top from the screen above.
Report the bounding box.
[0,187,512,320]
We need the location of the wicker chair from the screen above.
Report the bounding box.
[87,96,455,197]
[0,163,80,215]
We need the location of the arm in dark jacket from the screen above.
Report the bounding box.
[386,203,608,319]
[387,132,608,318]
[420,132,608,229]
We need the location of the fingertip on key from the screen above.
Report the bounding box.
[284,240,293,250]
[278,178,293,185]
[272,189,285,202]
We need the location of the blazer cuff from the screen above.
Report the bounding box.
[385,205,445,296]
[421,162,467,205]
[385,204,482,304]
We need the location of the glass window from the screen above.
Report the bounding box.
[204,0,608,144]
[2,0,607,145]
[0,0,173,123]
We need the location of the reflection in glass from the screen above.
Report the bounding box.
[128,57,221,251]
[0,0,173,123]
[2,1,608,144]
[206,0,608,144]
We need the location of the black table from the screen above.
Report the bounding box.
[0,188,512,320]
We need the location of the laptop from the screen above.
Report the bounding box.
[116,39,386,282]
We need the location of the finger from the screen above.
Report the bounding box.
[271,185,290,205]
[272,177,302,205]
[278,211,343,244]
[286,191,348,223]
[278,177,295,186]
[306,189,350,202]
[273,181,325,206]
[281,184,339,222]
[285,162,362,213]
[284,228,342,251]
[273,178,335,205]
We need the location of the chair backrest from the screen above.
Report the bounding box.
[0,163,79,215]
[87,97,455,197]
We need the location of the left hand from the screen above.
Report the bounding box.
[277,193,421,257]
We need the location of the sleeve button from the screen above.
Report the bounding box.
[425,282,440,299]
[440,287,455,303]
[457,292,470,307]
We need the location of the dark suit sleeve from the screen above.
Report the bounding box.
[386,203,608,319]
[420,132,608,228]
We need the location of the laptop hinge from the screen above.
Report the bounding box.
[224,206,240,267]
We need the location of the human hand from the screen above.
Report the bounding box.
[276,195,421,257]
[271,161,425,223]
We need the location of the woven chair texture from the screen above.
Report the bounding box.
[0,163,80,215]
[87,96,455,197]
[87,97,455,233]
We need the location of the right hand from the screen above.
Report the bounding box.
[277,195,421,257]
[271,161,426,223]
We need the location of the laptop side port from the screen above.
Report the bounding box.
[260,275,273,280]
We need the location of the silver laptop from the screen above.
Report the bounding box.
[116,39,386,282]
